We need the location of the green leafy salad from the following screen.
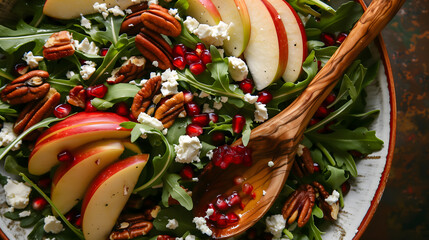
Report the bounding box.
[0,0,384,239]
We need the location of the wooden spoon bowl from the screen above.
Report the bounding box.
[193,0,405,238]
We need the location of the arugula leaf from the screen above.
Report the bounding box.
[153,206,197,236]
[0,69,13,81]
[161,173,193,210]
[91,83,139,110]
[175,0,190,15]
[0,101,18,120]
[307,207,323,240]
[287,0,335,18]
[323,165,349,190]
[242,117,253,146]
[27,219,45,240]
[83,15,124,46]
[174,21,200,49]
[48,77,82,95]
[4,155,35,179]
[333,151,357,177]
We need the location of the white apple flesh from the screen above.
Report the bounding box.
[243,0,288,90]
[266,0,308,82]
[51,139,125,215]
[211,0,251,57]
[186,0,222,25]
[81,154,149,240]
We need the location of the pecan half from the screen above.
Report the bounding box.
[282,184,315,227]
[121,10,145,35]
[140,4,181,37]
[13,88,60,135]
[154,92,184,128]
[312,181,339,221]
[135,28,173,70]
[1,70,50,105]
[109,213,153,240]
[131,76,162,119]
[292,145,314,178]
[43,31,75,61]
[67,85,86,108]
[107,56,147,84]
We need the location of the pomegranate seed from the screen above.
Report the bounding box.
[37,178,51,189]
[32,197,48,211]
[194,43,206,56]
[324,93,336,105]
[313,163,320,172]
[233,176,244,185]
[189,62,205,75]
[341,181,351,195]
[180,165,194,180]
[128,113,138,122]
[242,183,254,195]
[185,52,200,65]
[57,150,74,162]
[257,90,273,104]
[173,56,186,70]
[75,215,82,227]
[251,192,256,199]
[100,48,109,56]
[14,63,29,75]
[227,192,241,206]
[85,100,98,112]
[336,32,348,45]
[232,115,245,134]
[65,209,79,223]
[211,132,225,146]
[315,106,329,118]
[192,114,210,126]
[114,102,129,116]
[185,101,201,117]
[321,32,336,46]
[201,50,212,65]
[216,214,228,228]
[87,84,108,98]
[182,90,194,103]
[309,118,320,126]
[54,104,72,118]
[208,113,219,123]
[226,212,239,223]
[239,79,254,94]
[173,44,186,58]
[215,197,229,211]
[242,147,252,167]
[186,123,203,137]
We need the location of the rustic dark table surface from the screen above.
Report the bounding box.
[362,0,429,239]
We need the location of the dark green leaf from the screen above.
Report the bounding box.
[27,219,45,240]
[162,174,193,210]
[333,151,357,177]
[103,83,140,102]
[153,206,197,236]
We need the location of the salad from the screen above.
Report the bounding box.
[0,0,385,239]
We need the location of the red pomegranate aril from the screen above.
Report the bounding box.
[114,102,129,116]
[232,115,245,134]
[37,178,51,189]
[208,113,219,123]
[211,132,225,146]
[242,147,252,167]
[173,44,186,58]
[227,212,239,223]
[201,50,212,65]
[180,165,194,180]
[336,32,348,45]
[324,93,336,105]
[321,32,336,46]
[192,114,210,127]
[315,106,329,118]
[128,112,138,122]
[341,181,351,195]
[239,79,254,94]
[14,63,29,75]
[100,48,109,56]
[227,192,241,206]
[85,100,98,112]
[186,123,203,137]
[32,197,48,211]
[242,183,254,195]
[87,84,108,98]
[54,104,72,118]
[185,52,200,65]
[216,214,228,228]
[185,101,201,117]
[313,162,320,172]
[189,62,205,75]
[173,56,186,70]
[233,176,244,185]
[257,90,273,104]
[75,215,82,227]
[58,150,74,162]
[215,197,229,211]
[182,90,194,103]
[251,192,256,199]
[194,43,206,56]
[309,118,320,126]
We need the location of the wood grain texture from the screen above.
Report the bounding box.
[192,0,405,238]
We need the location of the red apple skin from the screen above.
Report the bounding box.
[187,0,222,25]
[285,0,308,63]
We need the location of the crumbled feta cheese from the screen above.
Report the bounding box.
[213,101,222,110]
[268,161,274,167]
[150,72,161,79]
[254,102,268,123]
[296,144,305,157]
[199,91,211,99]
[162,128,168,135]
[137,112,164,130]
[80,61,97,80]
[227,57,248,81]
[192,177,199,182]
[147,0,158,5]
[168,8,181,20]
[202,103,214,113]
[152,61,159,67]
[183,16,200,33]
[176,236,196,240]
[263,190,267,196]
[19,210,31,218]
[125,9,133,14]
[244,93,258,104]
[108,6,125,17]
[43,216,64,234]
[80,15,91,29]
[166,219,179,230]
[205,208,214,217]
[74,38,99,55]
[217,48,225,58]
[193,217,212,236]
[0,122,22,151]
[161,69,179,96]
[265,214,286,239]
[220,96,228,103]
[121,56,128,61]
[184,16,231,46]
[3,179,31,209]
[93,2,107,13]
[5,207,14,213]
[23,51,43,69]
[66,71,75,79]
[325,190,340,205]
[174,135,202,163]
[206,150,213,160]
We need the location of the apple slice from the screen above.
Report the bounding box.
[43,0,137,20]
[28,112,131,176]
[266,0,308,83]
[51,139,125,215]
[81,154,149,240]
[187,0,222,25]
[243,0,288,90]
[122,140,142,154]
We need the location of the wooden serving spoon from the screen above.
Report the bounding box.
[193,0,404,238]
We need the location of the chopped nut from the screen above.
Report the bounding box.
[140,4,182,37]
[43,31,75,61]
[107,56,147,84]
[131,76,162,119]
[154,92,185,128]
[135,28,173,70]
[67,85,86,108]
[282,184,315,227]
[292,146,315,178]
